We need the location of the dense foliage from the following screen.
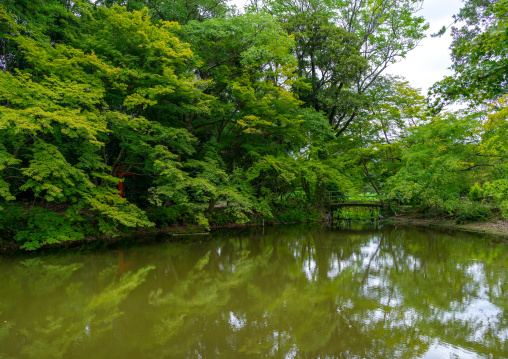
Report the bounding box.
[0,0,507,249]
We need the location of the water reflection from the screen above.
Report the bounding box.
[0,225,507,358]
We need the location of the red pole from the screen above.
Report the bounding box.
[118,171,125,198]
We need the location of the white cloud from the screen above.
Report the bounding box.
[387,0,463,95]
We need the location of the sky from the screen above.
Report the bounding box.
[387,0,463,95]
[229,0,463,96]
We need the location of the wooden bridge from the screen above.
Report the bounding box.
[325,191,383,208]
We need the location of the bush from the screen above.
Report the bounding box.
[272,198,321,223]
[455,202,491,224]
[208,209,239,226]
[469,182,484,202]
[146,206,186,226]
[441,199,491,223]
[0,206,29,241]
[0,205,90,250]
[483,179,508,218]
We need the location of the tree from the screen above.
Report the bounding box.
[427,0,508,217]
[431,0,508,106]
[281,12,368,136]
[0,4,227,248]
[384,111,501,213]
[254,0,428,135]
[180,14,324,206]
[336,77,425,197]
[95,0,232,24]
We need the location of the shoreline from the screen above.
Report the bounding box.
[386,215,508,239]
[2,217,507,254]
[0,220,319,254]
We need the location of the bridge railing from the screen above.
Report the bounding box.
[325,191,346,203]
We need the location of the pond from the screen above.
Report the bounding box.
[0,224,507,358]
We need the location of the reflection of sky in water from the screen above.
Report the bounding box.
[327,253,350,279]
[420,342,487,359]
[284,346,298,359]
[270,331,298,358]
[306,237,507,356]
[442,296,506,342]
[407,256,422,271]
[302,258,317,281]
[228,311,246,331]
[367,276,381,288]
[440,261,506,343]
[466,262,484,282]
[361,237,381,256]
[2,227,507,359]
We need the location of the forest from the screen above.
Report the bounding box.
[0,0,507,250]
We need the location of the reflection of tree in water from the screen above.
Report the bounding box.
[139,228,507,358]
[144,232,507,358]
[0,256,154,359]
[0,226,506,358]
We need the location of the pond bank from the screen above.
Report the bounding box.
[2,216,506,254]
[0,220,321,254]
[387,215,508,239]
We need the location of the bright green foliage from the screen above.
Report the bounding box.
[1,0,78,41]
[258,0,428,135]
[96,0,232,24]
[483,95,508,174]
[432,0,508,106]
[180,13,345,212]
[245,0,432,207]
[386,114,481,205]
[0,4,204,247]
[0,24,156,238]
[381,107,508,220]
[417,0,508,218]
[484,179,508,217]
[469,182,484,201]
[0,0,506,249]
[1,2,339,248]
[336,77,426,200]
[14,208,86,250]
[281,12,368,134]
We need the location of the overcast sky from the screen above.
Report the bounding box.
[229,0,463,96]
[387,0,463,95]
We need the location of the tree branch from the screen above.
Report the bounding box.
[335,112,357,137]
[461,164,504,174]
[145,0,166,21]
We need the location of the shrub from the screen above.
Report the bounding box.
[272,198,321,223]
[483,179,508,218]
[0,205,91,250]
[146,206,186,226]
[208,209,239,226]
[0,206,29,241]
[455,202,491,224]
[469,182,484,202]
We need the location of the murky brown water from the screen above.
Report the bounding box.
[0,223,507,358]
